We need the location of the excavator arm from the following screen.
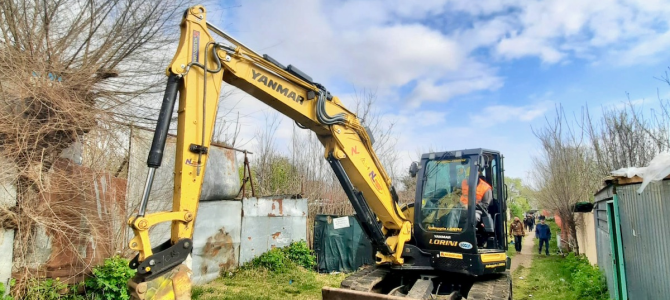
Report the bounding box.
[127,5,411,299]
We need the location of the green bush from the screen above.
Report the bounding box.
[245,241,316,272]
[283,241,316,269]
[24,278,76,300]
[0,279,14,300]
[84,256,136,300]
[562,253,608,299]
[246,247,290,272]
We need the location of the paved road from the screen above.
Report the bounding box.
[510,234,535,273]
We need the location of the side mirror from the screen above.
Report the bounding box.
[409,161,419,178]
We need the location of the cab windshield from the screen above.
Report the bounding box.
[420,157,471,233]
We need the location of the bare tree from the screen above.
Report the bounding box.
[531,105,601,255]
[0,0,187,294]
[586,101,668,175]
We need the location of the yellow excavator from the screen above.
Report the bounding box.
[126,5,512,300]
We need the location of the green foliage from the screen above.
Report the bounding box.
[563,253,608,299]
[0,279,14,300]
[245,241,316,273]
[194,265,346,300]
[509,202,525,220]
[191,286,215,300]
[515,222,608,300]
[283,241,316,269]
[246,247,290,272]
[506,176,534,220]
[24,278,75,300]
[264,156,299,194]
[84,256,135,300]
[19,256,134,300]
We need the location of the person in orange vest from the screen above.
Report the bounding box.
[460,175,492,206]
[459,174,493,222]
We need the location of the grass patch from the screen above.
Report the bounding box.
[192,241,346,300]
[513,220,608,300]
[506,243,516,258]
[193,266,346,300]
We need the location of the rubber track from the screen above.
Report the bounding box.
[465,271,512,300]
[339,265,390,292]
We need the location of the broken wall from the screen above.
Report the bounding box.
[240,197,308,265]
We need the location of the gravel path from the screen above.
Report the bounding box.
[510,234,536,273]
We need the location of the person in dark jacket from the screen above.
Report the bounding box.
[535,216,551,255]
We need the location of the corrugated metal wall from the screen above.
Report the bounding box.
[191,200,242,285]
[594,199,615,300]
[616,181,670,300]
[239,197,308,265]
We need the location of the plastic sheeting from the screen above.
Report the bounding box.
[611,151,670,193]
[313,215,373,273]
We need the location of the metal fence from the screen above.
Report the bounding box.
[615,181,670,300]
[593,178,670,300]
[593,188,615,300]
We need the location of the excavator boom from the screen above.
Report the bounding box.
[126,5,412,299]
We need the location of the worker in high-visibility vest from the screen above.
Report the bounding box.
[460,174,492,222]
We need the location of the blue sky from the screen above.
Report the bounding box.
[207,0,670,182]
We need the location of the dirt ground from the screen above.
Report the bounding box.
[510,233,536,272]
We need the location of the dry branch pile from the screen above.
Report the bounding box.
[0,0,186,295]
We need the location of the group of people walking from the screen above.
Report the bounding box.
[509,214,552,255]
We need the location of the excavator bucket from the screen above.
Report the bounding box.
[321,287,410,300]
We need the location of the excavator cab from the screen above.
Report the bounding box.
[407,149,508,274]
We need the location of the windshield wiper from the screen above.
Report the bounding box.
[424,151,451,181]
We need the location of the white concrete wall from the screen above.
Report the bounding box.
[576,212,598,265]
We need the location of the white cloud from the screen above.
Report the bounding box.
[203,0,670,179]
[470,102,552,127]
[446,0,670,65]
[216,0,497,109]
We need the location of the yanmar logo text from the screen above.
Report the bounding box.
[252,69,304,104]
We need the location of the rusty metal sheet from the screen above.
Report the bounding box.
[191,201,241,285]
[239,197,308,265]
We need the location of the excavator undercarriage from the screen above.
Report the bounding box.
[324,266,511,300]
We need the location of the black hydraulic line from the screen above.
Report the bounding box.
[327,154,393,256]
[147,74,180,168]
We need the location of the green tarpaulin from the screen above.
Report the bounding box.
[313,214,374,273]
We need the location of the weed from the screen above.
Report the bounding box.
[24,278,77,300]
[194,265,346,300]
[562,253,608,299]
[246,247,291,272]
[283,241,316,269]
[84,255,136,300]
[0,280,14,300]
[513,220,608,300]
[192,286,215,300]
[245,241,316,272]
